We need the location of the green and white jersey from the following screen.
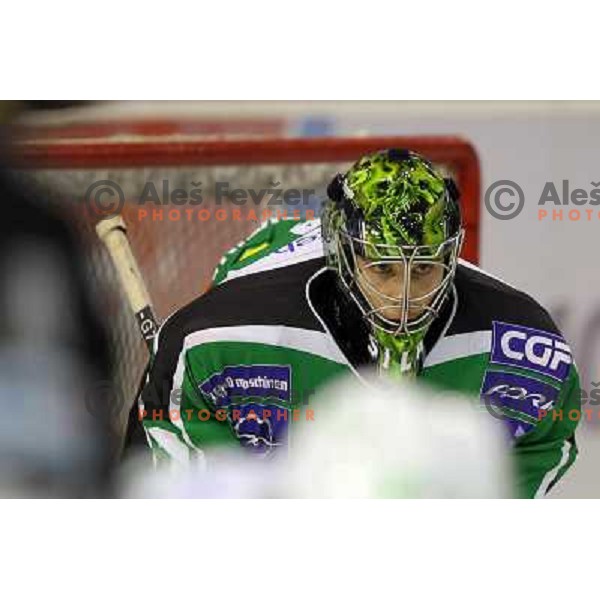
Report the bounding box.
[135,218,580,498]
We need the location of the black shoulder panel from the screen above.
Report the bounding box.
[449,262,560,336]
[159,256,327,346]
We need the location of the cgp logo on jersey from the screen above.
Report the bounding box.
[490,321,572,382]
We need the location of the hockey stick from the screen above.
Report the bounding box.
[95,215,159,354]
[96,215,160,452]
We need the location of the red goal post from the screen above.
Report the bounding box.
[13,132,480,257]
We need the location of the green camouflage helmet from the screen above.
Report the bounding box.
[325,148,461,254]
[322,148,464,376]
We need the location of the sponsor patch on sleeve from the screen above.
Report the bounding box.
[199,364,292,408]
[480,370,560,439]
[490,321,572,382]
[198,365,293,455]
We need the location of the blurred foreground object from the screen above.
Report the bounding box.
[285,375,513,498]
[120,374,513,498]
[0,161,114,496]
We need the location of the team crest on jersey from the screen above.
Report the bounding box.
[490,321,572,382]
[480,370,560,439]
[229,403,288,455]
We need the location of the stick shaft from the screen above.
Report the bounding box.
[96,216,158,353]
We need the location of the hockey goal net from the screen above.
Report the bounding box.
[11,127,480,437]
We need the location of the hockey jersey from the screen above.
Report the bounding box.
[136,218,580,498]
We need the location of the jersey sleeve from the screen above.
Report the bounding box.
[137,319,197,466]
[513,363,581,498]
[138,321,292,464]
[211,218,319,286]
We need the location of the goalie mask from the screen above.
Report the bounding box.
[322,149,464,377]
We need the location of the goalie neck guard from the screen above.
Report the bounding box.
[322,148,464,376]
